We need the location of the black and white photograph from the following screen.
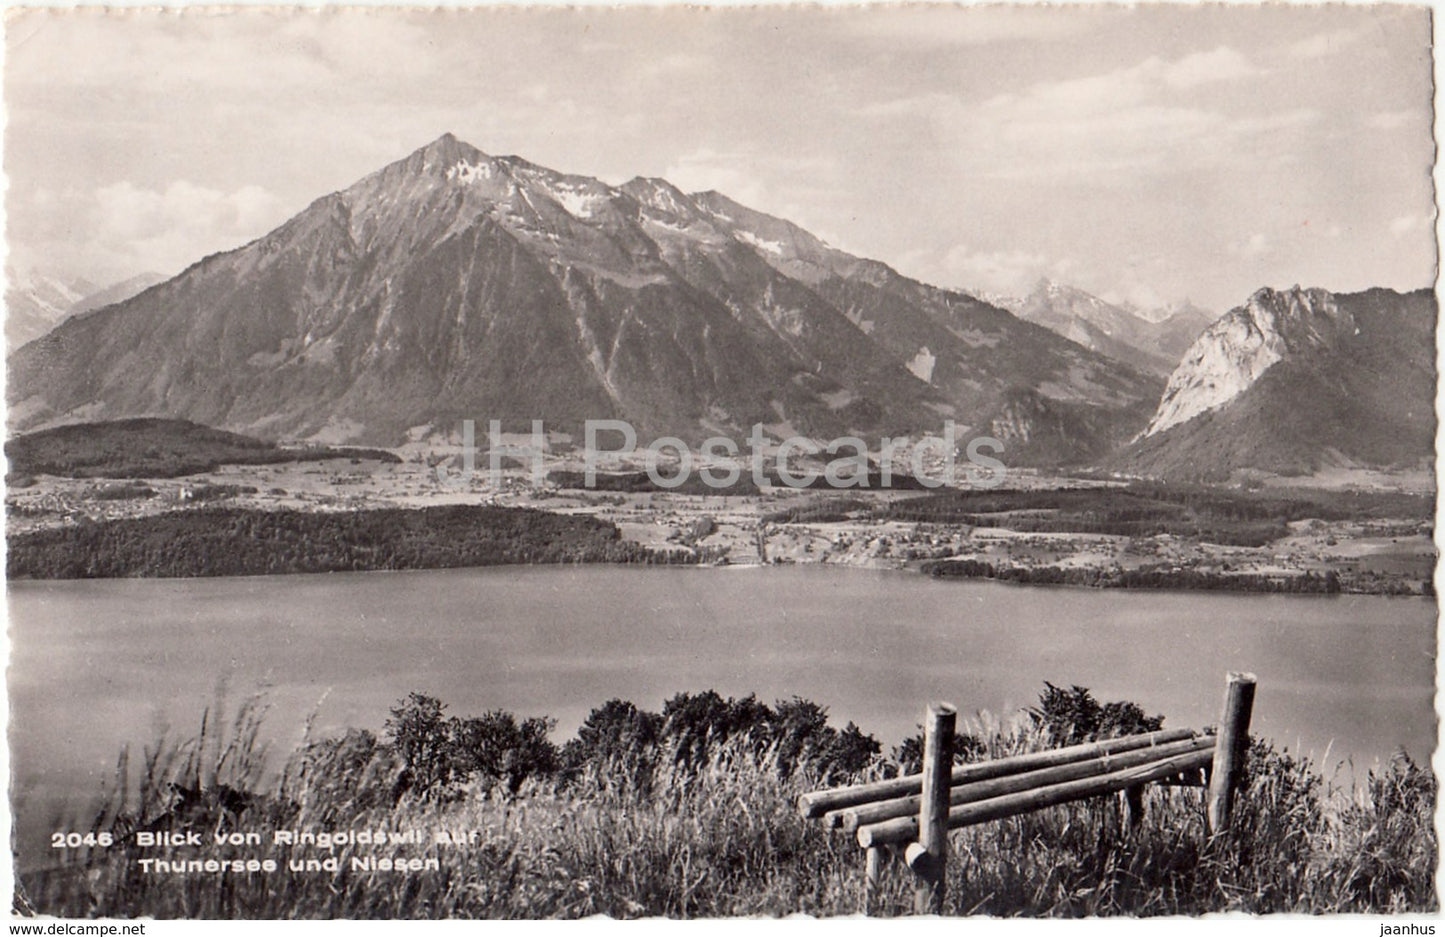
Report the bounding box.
[2,2,1439,923]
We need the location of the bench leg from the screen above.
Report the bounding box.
[1119,784,1144,834]
[864,845,884,914]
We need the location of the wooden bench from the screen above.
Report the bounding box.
[798,672,1257,914]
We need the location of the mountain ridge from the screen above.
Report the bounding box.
[9,134,1161,463]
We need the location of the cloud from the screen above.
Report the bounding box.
[862,46,1299,184]
[94,181,286,244]
[638,52,711,78]
[1229,233,1272,259]
[1287,28,1363,60]
[12,180,291,284]
[1158,46,1260,89]
[902,244,1061,297]
[661,149,771,207]
[856,91,956,120]
[1367,109,1419,130]
[1098,282,1167,312]
[659,147,842,223]
[1389,214,1431,238]
[834,7,1085,48]
[984,44,1259,112]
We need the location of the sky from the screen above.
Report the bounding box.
[3,4,1437,313]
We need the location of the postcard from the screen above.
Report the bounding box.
[4,3,1438,925]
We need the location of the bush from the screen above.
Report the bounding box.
[378,690,883,802]
[384,692,452,797]
[449,711,559,794]
[559,694,881,790]
[285,727,402,821]
[1028,682,1164,746]
[660,690,774,768]
[770,697,881,783]
[384,694,560,798]
[892,731,985,773]
[561,699,664,790]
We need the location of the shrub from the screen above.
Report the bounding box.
[892,730,985,773]
[285,727,402,820]
[384,694,561,798]
[449,711,560,794]
[660,690,773,767]
[561,699,663,790]
[384,692,452,797]
[770,697,881,783]
[1028,682,1164,746]
[559,694,884,789]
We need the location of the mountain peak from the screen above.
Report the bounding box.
[1249,283,1328,308]
[394,133,492,180]
[620,176,695,217]
[420,131,474,156]
[10,135,1164,460]
[1120,286,1434,479]
[1143,284,1354,438]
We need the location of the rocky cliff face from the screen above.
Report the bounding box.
[1143,286,1354,438]
[1117,286,1435,480]
[9,134,1160,459]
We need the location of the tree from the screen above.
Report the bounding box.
[450,711,559,794]
[820,721,882,781]
[660,691,772,766]
[384,693,451,797]
[561,699,663,788]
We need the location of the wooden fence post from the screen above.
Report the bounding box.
[905,702,955,914]
[1206,672,1256,836]
[864,846,884,913]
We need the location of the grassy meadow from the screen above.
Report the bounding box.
[16,686,1436,919]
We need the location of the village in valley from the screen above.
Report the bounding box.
[8,443,1434,595]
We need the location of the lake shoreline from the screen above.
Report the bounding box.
[7,462,1436,595]
[7,511,1434,597]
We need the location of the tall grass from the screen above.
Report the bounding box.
[16,698,1436,918]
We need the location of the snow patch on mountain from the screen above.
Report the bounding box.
[906,346,937,384]
[843,307,875,335]
[736,230,785,256]
[548,187,603,219]
[446,160,494,185]
[641,216,691,235]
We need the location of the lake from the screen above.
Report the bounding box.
[8,565,1437,870]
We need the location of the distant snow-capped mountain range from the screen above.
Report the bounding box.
[985,280,1217,379]
[6,270,166,348]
